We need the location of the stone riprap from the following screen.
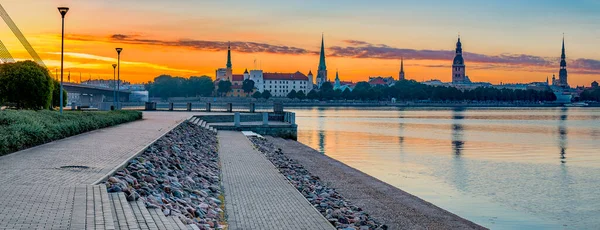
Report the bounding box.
[250,137,387,230]
[104,121,224,229]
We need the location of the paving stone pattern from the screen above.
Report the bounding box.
[0,112,193,230]
[218,131,334,230]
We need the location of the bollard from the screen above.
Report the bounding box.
[290,112,295,125]
[249,103,255,113]
[262,112,269,126]
[169,102,174,111]
[234,112,241,127]
[227,103,233,112]
[206,102,211,112]
[187,103,192,111]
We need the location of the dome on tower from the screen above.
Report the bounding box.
[453,55,464,65]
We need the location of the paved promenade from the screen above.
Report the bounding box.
[218,131,333,230]
[0,112,193,230]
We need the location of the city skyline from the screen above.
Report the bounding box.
[1,0,599,86]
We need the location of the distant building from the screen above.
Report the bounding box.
[333,70,354,91]
[452,37,471,84]
[316,35,328,88]
[368,76,395,86]
[399,57,405,80]
[592,81,598,88]
[557,37,569,88]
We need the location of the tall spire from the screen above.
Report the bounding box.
[400,57,404,73]
[318,34,327,71]
[226,41,232,68]
[335,69,339,81]
[561,35,566,59]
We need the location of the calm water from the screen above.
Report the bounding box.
[290,107,600,230]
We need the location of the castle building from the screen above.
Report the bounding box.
[399,57,405,80]
[215,43,313,97]
[452,37,471,84]
[316,35,328,88]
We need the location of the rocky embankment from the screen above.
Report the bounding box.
[105,122,224,229]
[250,137,387,230]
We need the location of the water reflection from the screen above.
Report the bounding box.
[318,107,326,153]
[452,107,466,156]
[558,108,568,164]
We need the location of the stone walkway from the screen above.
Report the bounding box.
[218,131,333,230]
[0,112,193,230]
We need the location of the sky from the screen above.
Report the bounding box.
[1,0,599,86]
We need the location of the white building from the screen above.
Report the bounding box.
[245,70,313,97]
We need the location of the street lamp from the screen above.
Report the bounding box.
[112,64,117,108]
[58,6,69,114]
[115,48,122,109]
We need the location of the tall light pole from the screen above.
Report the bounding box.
[58,7,69,114]
[115,48,122,109]
[112,64,117,108]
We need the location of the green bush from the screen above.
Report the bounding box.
[52,80,68,108]
[0,110,142,156]
[0,61,54,109]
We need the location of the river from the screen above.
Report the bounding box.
[290,107,600,229]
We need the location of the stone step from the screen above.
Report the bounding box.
[147,207,176,230]
[108,193,140,230]
[74,184,116,230]
[129,199,160,230]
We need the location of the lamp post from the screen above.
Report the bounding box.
[58,7,69,114]
[112,64,117,107]
[115,48,122,109]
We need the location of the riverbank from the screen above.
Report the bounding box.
[260,136,486,230]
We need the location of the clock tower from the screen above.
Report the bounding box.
[452,37,466,84]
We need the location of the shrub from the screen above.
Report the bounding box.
[0,110,142,156]
[0,61,54,109]
[52,80,68,109]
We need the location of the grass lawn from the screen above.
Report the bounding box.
[0,110,142,156]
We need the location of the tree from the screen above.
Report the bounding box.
[341,88,352,100]
[242,79,255,96]
[0,61,53,109]
[52,80,67,108]
[217,80,232,96]
[307,90,319,100]
[287,90,297,99]
[296,90,306,100]
[187,76,214,97]
[252,91,262,99]
[262,90,272,99]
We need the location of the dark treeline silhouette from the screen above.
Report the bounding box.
[145,75,214,99]
[580,88,600,101]
[288,80,557,102]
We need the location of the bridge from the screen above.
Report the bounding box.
[63,82,132,107]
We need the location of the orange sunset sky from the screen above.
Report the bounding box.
[1,0,599,86]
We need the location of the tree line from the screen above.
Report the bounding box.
[0,61,67,110]
[145,75,214,99]
[580,88,600,102]
[285,80,557,102]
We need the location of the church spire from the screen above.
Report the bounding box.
[335,69,339,81]
[226,41,232,68]
[318,34,327,71]
[561,35,566,60]
[399,57,405,80]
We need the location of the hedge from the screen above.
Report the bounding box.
[0,110,142,156]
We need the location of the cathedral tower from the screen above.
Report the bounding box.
[558,37,569,88]
[226,42,232,81]
[399,57,405,80]
[317,34,328,88]
[452,37,466,84]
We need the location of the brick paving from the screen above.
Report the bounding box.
[218,131,334,230]
[0,112,194,230]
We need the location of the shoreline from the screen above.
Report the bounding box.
[264,136,486,230]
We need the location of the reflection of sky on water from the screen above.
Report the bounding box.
[292,107,600,230]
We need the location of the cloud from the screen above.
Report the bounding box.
[330,40,600,74]
[68,34,315,55]
[46,52,197,73]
